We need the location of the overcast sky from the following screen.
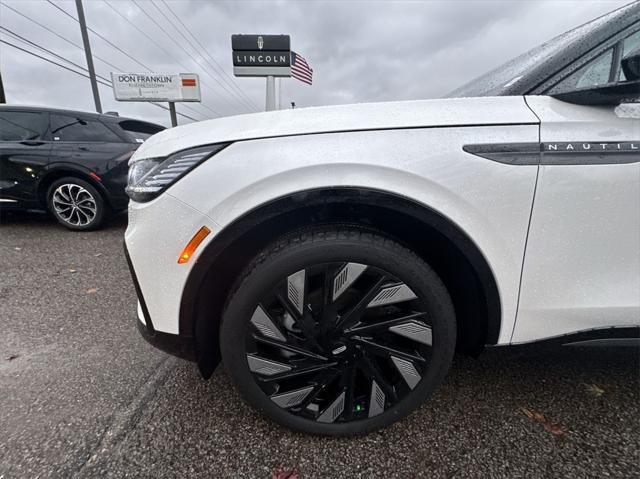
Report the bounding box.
[0,0,630,126]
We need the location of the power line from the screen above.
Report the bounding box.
[0,1,121,72]
[45,0,153,71]
[0,37,203,122]
[1,26,95,79]
[159,0,260,111]
[1,39,107,85]
[42,0,216,120]
[151,0,258,112]
[130,3,245,116]
[100,0,222,118]
[132,0,253,114]
[1,0,213,122]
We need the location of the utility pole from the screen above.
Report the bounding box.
[168,102,178,127]
[0,72,6,104]
[75,0,101,113]
[265,76,276,111]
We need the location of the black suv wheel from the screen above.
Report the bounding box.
[46,177,106,231]
[220,226,456,436]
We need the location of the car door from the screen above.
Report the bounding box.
[0,110,51,208]
[48,113,132,178]
[514,32,640,343]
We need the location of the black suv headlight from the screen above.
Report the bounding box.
[126,143,229,203]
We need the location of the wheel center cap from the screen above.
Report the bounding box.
[331,344,347,355]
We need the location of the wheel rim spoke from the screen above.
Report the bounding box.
[358,354,398,403]
[296,368,341,411]
[275,288,323,352]
[340,366,357,421]
[257,361,339,383]
[251,334,328,361]
[335,275,389,331]
[245,261,432,424]
[344,311,428,334]
[353,336,427,364]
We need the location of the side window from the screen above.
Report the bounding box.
[118,120,164,143]
[549,49,614,93]
[0,111,47,141]
[50,114,122,142]
[619,30,640,81]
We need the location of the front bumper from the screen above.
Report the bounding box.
[135,318,196,361]
[125,241,196,361]
[124,193,218,335]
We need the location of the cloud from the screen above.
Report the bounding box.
[0,0,629,126]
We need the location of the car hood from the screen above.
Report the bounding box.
[134,96,538,159]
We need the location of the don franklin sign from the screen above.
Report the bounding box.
[111,73,201,102]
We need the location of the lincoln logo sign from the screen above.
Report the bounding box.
[232,34,291,77]
[111,72,201,102]
[233,53,290,66]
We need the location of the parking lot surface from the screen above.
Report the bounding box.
[1,213,639,478]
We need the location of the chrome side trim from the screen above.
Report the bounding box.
[463,142,640,166]
[463,143,539,165]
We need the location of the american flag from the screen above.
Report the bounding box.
[291,51,313,85]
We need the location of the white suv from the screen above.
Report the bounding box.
[125,4,640,436]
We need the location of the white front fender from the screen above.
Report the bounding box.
[168,126,539,344]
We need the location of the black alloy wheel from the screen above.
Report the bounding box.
[220,226,456,436]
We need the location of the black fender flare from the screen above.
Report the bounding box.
[180,187,502,377]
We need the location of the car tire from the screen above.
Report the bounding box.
[220,225,456,436]
[46,177,107,231]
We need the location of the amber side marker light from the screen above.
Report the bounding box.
[178,226,211,264]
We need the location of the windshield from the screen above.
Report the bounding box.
[447,6,628,98]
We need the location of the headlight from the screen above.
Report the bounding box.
[126,143,229,203]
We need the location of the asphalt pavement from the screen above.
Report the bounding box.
[1,212,638,478]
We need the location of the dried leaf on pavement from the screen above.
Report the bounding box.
[583,383,605,397]
[87,288,98,294]
[272,467,299,479]
[521,407,568,438]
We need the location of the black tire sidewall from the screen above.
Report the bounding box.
[220,228,456,436]
[46,177,106,231]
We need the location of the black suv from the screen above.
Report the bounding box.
[0,106,164,230]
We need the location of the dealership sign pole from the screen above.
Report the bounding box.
[231,35,291,111]
[110,73,201,127]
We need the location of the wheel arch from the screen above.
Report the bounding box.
[183,187,502,378]
[37,165,111,209]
